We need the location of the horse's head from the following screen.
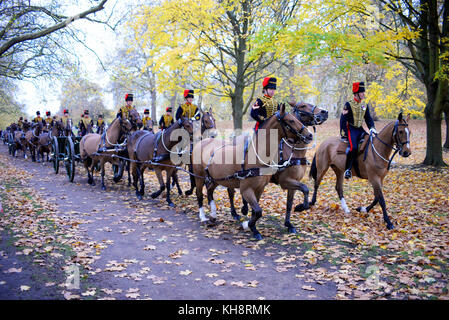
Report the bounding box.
[393,112,411,157]
[274,103,313,144]
[289,101,328,126]
[128,108,143,130]
[118,115,133,134]
[200,107,217,138]
[22,121,31,131]
[178,116,194,136]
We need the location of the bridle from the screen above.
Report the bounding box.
[275,111,310,144]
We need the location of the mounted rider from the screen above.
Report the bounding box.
[61,109,70,127]
[18,117,24,130]
[159,107,174,130]
[142,109,153,132]
[44,111,54,128]
[250,77,279,132]
[340,81,377,179]
[175,89,200,121]
[117,93,135,120]
[96,114,105,134]
[33,111,44,124]
[79,109,93,136]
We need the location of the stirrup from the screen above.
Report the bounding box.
[344,169,352,179]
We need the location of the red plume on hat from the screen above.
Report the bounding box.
[125,93,133,101]
[144,109,149,114]
[63,109,68,114]
[352,82,365,94]
[166,107,172,112]
[262,77,277,90]
[183,89,194,99]
[46,111,51,116]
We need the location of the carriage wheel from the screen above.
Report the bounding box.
[51,136,59,174]
[65,136,76,182]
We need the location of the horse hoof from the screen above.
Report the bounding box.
[294,204,305,212]
[136,194,143,201]
[101,185,106,191]
[185,190,193,196]
[253,233,263,241]
[387,223,395,230]
[167,202,176,208]
[288,227,297,234]
[151,192,159,199]
[241,207,248,216]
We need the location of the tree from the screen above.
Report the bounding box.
[0,77,25,129]
[0,0,108,79]
[132,0,301,129]
[58,74,108,124]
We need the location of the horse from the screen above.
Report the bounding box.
[228,101,329,234]
[24,122,43,162]
[127,117,194,206]
[175,107,218,197]
[79,109,141,190]
[309,112,411,230]
[37,120,63,162]
[192,103,313,240]
[12,121,32,158]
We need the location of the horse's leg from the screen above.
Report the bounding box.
[150,169,165,199]
[126,161,131,186]
[133,164,142,200]
[185,164,195,196]
[310,156,329,207]
[172,171,183,196]
[100,160,107,191]
[241,188,263,241]
[207,184,218,223]
[139,166,146,196]
[84,157,93,185]
[195,175,208,223]
[90,159,97,186]
[331,165,350,214]
[165,169,176,207]
[227,188,241,221]
[357,197,378,213]
[370,177,394,230]
[241,197,249,216]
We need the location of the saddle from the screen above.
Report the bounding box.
[336,133,369,156]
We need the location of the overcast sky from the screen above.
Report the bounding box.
[16,0,137,118]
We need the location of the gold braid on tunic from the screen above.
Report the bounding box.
[348,100,367,128]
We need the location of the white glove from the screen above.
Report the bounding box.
[369,128,377,134]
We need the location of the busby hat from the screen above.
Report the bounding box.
[63,109,69,114]
[183,89,194,99]
[19,116,23,120]
[98,114,103,118]
[125,93,133,101]
[84,109,89,115]
[166,107,172,112]
[36,111,40,115]
[352,82,365,94]
[262,77,277,90]
[46,111,51,116]
[144,109,150,114]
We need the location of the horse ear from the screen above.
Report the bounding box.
[398,112,403,121]
[406,113,411,122]
[279,102,286,115]
[288,101,297,109]
[209,107,213,114]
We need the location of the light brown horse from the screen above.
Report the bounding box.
[309,112,411,230]
[127,117,194,206]
[230,101,329,233]
[192,103,313,240]
[24,122,43,162]
[13,121,31,158]
[80,109,141,190]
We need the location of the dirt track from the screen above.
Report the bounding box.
[0,143,336,300]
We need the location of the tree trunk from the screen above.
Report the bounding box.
[423,99,447,166]
[444,110,449,150]
[232,91,244,130]
[151,73,157,121]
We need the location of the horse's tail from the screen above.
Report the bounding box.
[309,154,317,181]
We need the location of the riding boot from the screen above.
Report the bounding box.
[344,153,353,179]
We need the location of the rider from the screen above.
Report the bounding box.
[18,117,24,130]
[44,111,54,127]
[61,109,70,127]
[96,114,105,134]
[250,77,279,132]
[175,89,200,121]
[33,111,44,124]
[79,109,93,136]
[159,107,174,130]
[142,109,153,131]
[340,81,377,179]
[117,93,135,120]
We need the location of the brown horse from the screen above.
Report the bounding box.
[24,122,43,162]
[230,101,329,233]
[127,117,194,206]
[176,107,218,197]
[37,120,63,162]
[79,109,141,190]
[309,112,411,230]
[13,121,31,158]
[192,103,313,240]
